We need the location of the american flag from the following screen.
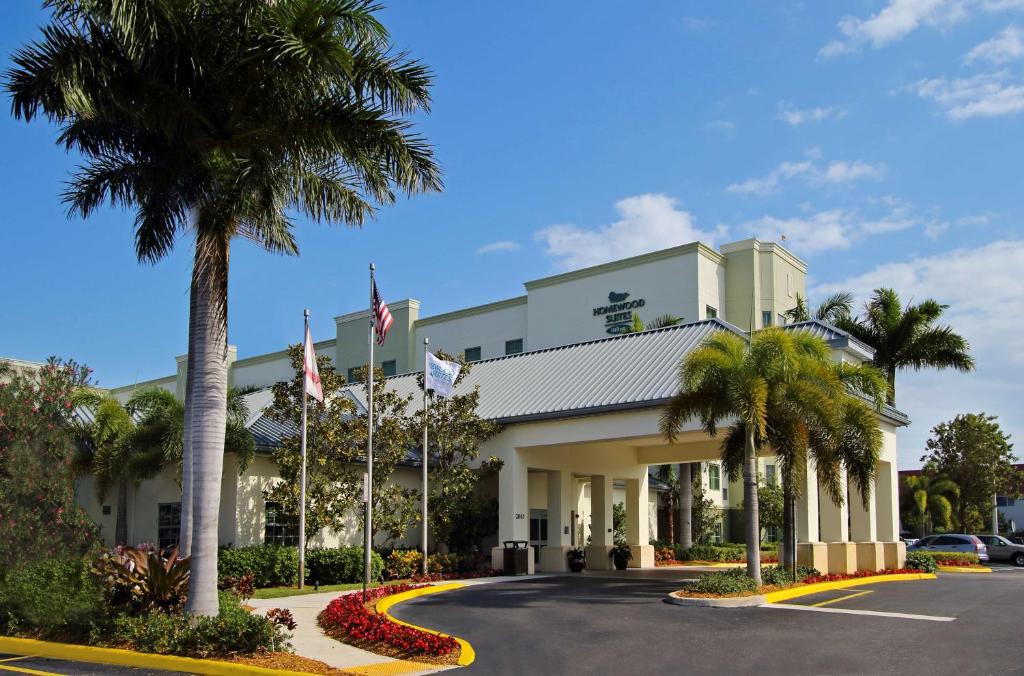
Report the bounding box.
[372,280,393,346]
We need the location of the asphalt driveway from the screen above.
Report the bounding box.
[392,569,1024,675]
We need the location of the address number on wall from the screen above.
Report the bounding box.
[514,513,526,519]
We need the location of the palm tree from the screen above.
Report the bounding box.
[660,328,886,584]
[72,392,166,546]
[654,465,680,543]
[901,474,959,538]
[627,314,684,333]
[835,289,975,405]
[8,0,440,615]
[784,291,854,325]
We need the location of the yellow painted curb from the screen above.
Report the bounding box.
[937,565,992,573]
[763,573,937,604]
[376,583,475,667]
[0,636,305,675]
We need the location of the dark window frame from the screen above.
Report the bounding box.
[158,502,181,551]
[264,501,300,547]
[381,360,397,377]
[464,346,482,362]
[505,339,524,355]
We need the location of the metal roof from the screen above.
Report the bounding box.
[782,319,875,361]
[342,319,747,425]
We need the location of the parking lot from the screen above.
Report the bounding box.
[392,567,1024,675]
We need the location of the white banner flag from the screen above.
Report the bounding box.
[304,325,324,402]
[425,352,461,398]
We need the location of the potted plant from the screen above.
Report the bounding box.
[610,543,632,570]
[567,547,586,573]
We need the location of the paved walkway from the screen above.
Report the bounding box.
[248,577,541,674]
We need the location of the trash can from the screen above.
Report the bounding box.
[502,540,529,575]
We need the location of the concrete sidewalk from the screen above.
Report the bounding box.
[248,577,539,673]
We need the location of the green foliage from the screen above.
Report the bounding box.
[921,413,1018,533]
[0,557,104,639]
[900,473,959,537]
[385,550,423,580]
[907,551,978,568]
[306,547,383,585]
[0,358,99,568]
[445,495,500,555]
[218,546,299,588]
[690,467,722,545]
[91,546,190,614]
[104,591,288,656]
[678,544,745,562]
[693,569,758,595]
[612,502,627,546]
[427,553,459,574]
[761,565,820,586]
[756,478,784,543]
[905,551,939,573]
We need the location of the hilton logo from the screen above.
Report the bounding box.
[593,291,645,334]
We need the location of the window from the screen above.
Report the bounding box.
[505,339,523,355]
[102,505,112,516]
[708,464,721,491]
[264,501,299,547]
[464,346,481,362]
[997,496,1016,507]
[787,273,793,298]
[934,535,966,546]
[762,311,773,327]
[347,367,360,383]
[712,517,724,544]
[158,502,181,551]
[765,464,776,486]
[705,305,718,319]
[778,313,786,327]
[765,525,779,543]
[529,510,548,543]
[916,536,935,547]
[722,486,728,501]
[381,360,397,377]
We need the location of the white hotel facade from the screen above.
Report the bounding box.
[64,237,907,574]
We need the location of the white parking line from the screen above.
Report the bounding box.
[761,603,955,622]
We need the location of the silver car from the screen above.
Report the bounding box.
[907,534,990,562]
[974,535,1024,567]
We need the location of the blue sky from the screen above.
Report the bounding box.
[1,1,1021,468]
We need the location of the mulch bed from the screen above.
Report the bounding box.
[222,652,357,674]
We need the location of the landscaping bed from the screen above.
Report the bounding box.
[318,584,462,666]
[671,565,929,600]
[655,544,778,567]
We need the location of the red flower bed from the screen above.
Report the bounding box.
[934,559,977,567]
[410,568,502,583]
[318,585,458,657]
[802,568,920,584]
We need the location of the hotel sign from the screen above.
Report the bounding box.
[593,291,645,335]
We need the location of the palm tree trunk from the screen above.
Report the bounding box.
[115,475,129,546]
[679,463,692,548]
[179,251,200,557]
[744,425,762,585]
[886,365,896,406]
[185,230,230,618]
[781,467,793,569]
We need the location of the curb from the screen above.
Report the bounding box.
[376,583,476,667]
[665,592,766,607]
[763,573,937,603]
[937,565,992,574]
[0,636,304,675]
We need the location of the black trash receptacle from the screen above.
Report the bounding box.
[502,540,529,575]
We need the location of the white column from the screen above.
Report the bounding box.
[547,470,572,547]
[796,457,819,543]
[850,478,878,542]
[819,468,849,542]
[590,475,613,546]
[497,450,529,544]
[624,477,646,546]
[875,460,899,542]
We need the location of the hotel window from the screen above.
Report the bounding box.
[347,367,360,383]
[708,464,721,491]
[505,339,523,355]
[381,360,397,377]
[464,346,481,362]
[264,501,299,547]
[762,311,773,327]
[712,517,724,544]
[997,496,1016,507]
[158,502,181,551]
[765,464,776,486]
[705,305,718,319]
[722,486,728,501]
[765,525,779,543]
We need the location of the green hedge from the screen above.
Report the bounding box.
[692,569,758,595]
[218,545,383,588]
[907,550,979,567]
[675,544,776,563]
[0,557,104,639]
[905,551,938,573]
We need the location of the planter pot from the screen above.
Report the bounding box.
[568,557,586,573]
[613,554,629,570]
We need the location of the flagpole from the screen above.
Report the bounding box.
[298,309,309,590]
[422,338,429,577]
[364,264,375,598]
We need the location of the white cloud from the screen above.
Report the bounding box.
[906,70,1024,119]
[700,119,737,135]
[743,210,853,253]
[812,240,1024,467]
[727,156,884,196]
[821,0,1024,57]
[536,194,724,270]
[778,102,847,125]
[475,240,521,254]
[965,24,1024,63]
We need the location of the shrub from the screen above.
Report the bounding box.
[0,557,104,639]
[692,569,758,595]
[929,551,980,565]
[677,544,777,563]
[307,546,383,585]
[385,550,423,580]
[761,565,821,586]
[92,546,190,614]
[905,552,939,573]
[104,591,289,656]
[427,553,458,575]
[218,546,298,588]
[318,584,458,657]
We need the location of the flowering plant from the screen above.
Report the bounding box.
[318,585,459,657]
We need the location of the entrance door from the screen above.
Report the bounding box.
[530,509,548,564]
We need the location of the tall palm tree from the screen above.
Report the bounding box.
[72,392,165,546]
[660,328,886,584]
[901,474,959,538]
[836,289,975,405]
[784,291,854,325]
[8,0,440,615]
[654,464,680,543]
[627,314,684,333]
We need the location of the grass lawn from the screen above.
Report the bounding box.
[252,580,406,600]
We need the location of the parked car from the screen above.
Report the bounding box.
[900,536,918,547]
[907,534,989,562]
[973,535,1024,567]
